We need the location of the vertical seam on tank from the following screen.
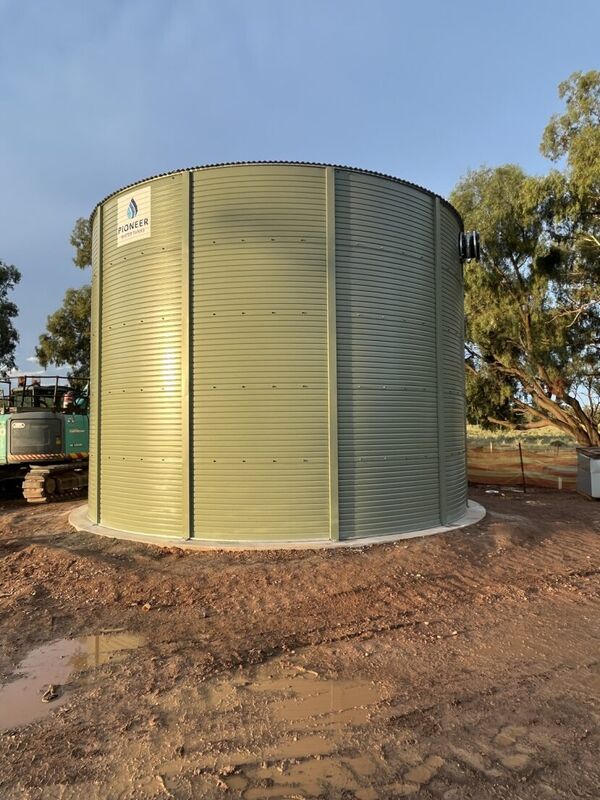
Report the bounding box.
[181,172,192,538]
[326,168,340,540]
[96,205,103,523]
[461,255,468,509]
[188,172,195,537]
[434,197,448,524]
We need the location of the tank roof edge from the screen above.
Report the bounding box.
[89,161,463,228]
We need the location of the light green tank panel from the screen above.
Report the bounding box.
[191,165,330,542]
[88,212,101,522]
[93,174,185,537]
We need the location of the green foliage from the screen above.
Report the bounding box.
[70,218,92,268]
[451,70,600,445]
[541,71,600,278]
[36,285,91,379]
[465,358,518,429]
[541,70,600,199]
[0,260,21,377]
[36,218,92,379]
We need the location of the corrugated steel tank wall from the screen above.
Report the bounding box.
[335,172,440,537]
[91,175,185,536]
[191,166,330,541]
[88,213,100,522]
[89,163,466,544]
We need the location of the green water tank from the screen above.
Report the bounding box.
[88,162,467,544]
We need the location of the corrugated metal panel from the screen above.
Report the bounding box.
[440,208,467,521]
[89,161,462,228]
[335,170,441,538]
[99,174,184,537]
[89,163,466,544]
[191,165,330,541]
[88,211,100,522]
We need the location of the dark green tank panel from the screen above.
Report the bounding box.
[335,171,440,537]
[440,210,468,521]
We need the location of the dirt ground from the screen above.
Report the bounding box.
[0,489,599,800]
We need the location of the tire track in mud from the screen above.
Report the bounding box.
[2,520,598,682]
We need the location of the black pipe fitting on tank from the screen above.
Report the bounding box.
[459,231,480,261]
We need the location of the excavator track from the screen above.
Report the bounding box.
[22,463,88,504]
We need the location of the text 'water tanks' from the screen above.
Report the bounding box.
[87,162,467,545]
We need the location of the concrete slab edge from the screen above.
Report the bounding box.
[69,500,486,551]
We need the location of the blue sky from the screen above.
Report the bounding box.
[1,0,598,372]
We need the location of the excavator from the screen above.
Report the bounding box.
[0,376,88,503]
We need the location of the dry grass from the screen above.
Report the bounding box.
[467,424,576,448]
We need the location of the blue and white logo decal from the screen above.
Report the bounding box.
[127,198,138,219]
[117,186,151,246]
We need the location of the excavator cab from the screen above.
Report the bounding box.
[1,376,88,413]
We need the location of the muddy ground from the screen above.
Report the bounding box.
[0,488,599,800]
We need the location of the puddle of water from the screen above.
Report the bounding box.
[244,757,379,800]
[267,734,334,760]
[276,679,380,725]
[233,664,386,798]
[225,774,248,791]
[249,668,382,727]
[0,631,145,731]
[154,663,388,799]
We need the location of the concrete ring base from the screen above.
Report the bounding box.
[69,501,486,551]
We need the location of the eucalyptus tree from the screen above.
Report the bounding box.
[0,259,21,377]
[451,71,600,444]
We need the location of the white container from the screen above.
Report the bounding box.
[576,448,600,499]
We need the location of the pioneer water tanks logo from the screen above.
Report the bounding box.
[117,186,151,246]
[127,198,138,219]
